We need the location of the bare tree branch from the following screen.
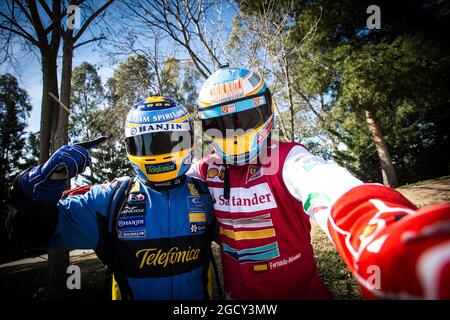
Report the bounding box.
[0,5,39,45]
[12,0,34,24]
[27,0,48,45]
[37,0,55,20]
[0,22,39,45]
[73,35,106,49]
[73,0,114,42]
[122,0,226,78]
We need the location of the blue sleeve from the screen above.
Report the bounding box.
[48,182,118,249]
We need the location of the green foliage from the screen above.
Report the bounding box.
[19,131,40,170]
[161,57,182,101]
[109,55,153,107]
[181,61,201,113]
[0,74,32,180]
[69,62,132,184]
[70,62,105,143]
[289,0,450,183]
[0,73,32,231]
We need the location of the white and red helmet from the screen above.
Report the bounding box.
[197,67,274,164]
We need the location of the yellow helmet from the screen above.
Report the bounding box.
[125,96,193,183]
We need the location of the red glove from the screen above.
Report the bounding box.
[329,184,450,299]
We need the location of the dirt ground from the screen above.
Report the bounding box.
[0,176,448,300]
[396,175,450,207]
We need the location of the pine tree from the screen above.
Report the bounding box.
[0,73,32,186]
[0,73,32,250]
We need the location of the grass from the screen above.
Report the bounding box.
[311,223,362,299]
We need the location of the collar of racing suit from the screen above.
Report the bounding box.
[137,174,186,191]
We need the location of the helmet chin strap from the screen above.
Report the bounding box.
[223,156,231,200]
[139,175,186,191]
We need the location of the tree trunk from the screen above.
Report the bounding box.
[283,54,295,142]
[40,52,70,299]
[39,52,59,163]
[56,32,73,149]
[46,250,70,299]
[365,109,399,188]
[46,30,75,301]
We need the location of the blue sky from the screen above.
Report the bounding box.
[0,1,237,134]
[0,45,115,133]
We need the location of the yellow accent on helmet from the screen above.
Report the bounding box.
[144,96,166,103]
[127,148,192,183]
[208,121,267,157]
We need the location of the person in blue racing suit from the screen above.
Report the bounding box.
[6,96,215,300]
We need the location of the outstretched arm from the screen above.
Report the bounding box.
[6,145,116,249]
[283,145,450,299]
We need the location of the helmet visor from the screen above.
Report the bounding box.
[126,130,193,156]
[202,100,272,137]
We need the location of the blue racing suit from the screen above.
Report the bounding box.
[7,172,215,300]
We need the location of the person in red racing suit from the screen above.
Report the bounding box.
[188,66,450,299]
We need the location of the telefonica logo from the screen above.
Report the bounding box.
[136,247,201,269]
[145,162,176,174]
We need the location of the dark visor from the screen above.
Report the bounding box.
[126,131,193,156]
[202,97,272,137]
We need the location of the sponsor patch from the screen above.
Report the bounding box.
[222,241,280,263]
[209,183,277,213]
[127,108,186,123]
[121,203,146,216]
[128,193,146,202]
[210,79,244,104]
[118,230,146,239]
[207,167,225,181]
[253,96,264,106]
[145,161,176,174]
[221,104,236,114]
[123,234,206,277]
[190,224,207,233]
[118,217,145,228]
[189,212,207,223]
[187,196,204,213]
[187,183,199,196]
[246,165,263,183]
[125,122,190,137]
[253,263,269,272]
[303,193,331,215]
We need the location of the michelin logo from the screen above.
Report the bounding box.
[118,230,146,239]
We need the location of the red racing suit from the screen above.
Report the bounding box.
[188,140,450,299]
